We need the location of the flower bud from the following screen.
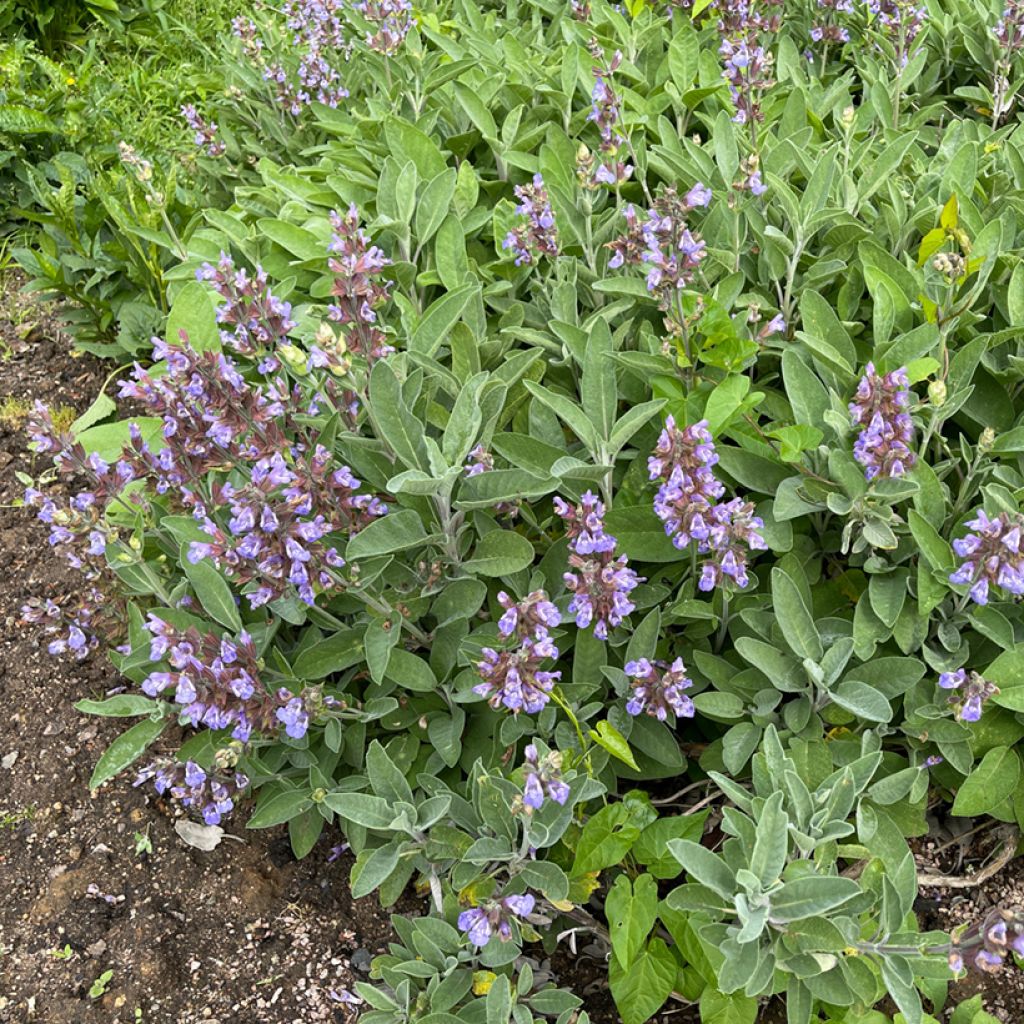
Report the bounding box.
[980,427,996,451]
[927,380,947,407]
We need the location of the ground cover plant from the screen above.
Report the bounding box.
[14,0,1024,1021]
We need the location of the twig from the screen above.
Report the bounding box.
[917,826,1019,889]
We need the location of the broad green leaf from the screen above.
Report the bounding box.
[952,746,1021,816]
[771,567,822,661]
[608,938,676,1024]
[606,873,659,969]
[181,543,242,632]
[89,717,167,789]
[463,530,534,577]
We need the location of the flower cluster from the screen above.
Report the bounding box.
[134,758,250,826]
[649,417,766,590]
[142,617,311,741]
[232,16,264,59]
[720,37,775,128]
[949,909,1024,974]
[189,447,386,607]
[474,589,561,714]
[196,254,296,362]
[353,0,414,54]
[503,174,559,266]
[607,186,710,310]
[809,0,852,45]
[181,104,225,158]
[587,42,632,186]
[713,0,780,133]
[867,0,927,67]
[949,510,1024,605]
[327,205,395,365]
[458,893,536,947]
[464,445,493,477]
[21,593,104,660]
[848,363,916,481]
[519,743,569,809]
[624,658,695,721]
[497,589,561,642]
[994,0,1024,53]
[733,154,767,196]
[264,0,350,115]
[555,493,642,640]
[938,668,999,723]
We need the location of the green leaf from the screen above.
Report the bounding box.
[750,791,788,886]
[351,842,402,898]
[952,746,1021,816]
[699,990,758,1024]
[463,530,534,577]
[367,360,429,470]
[322,791,394,829]
[75,696,160,717]
[292,628,364,680]
[589,720,639,770]
[168,281,220,352]
[89,717,167,789]
[830,681,893,723]
[415,169,457,246]
[771,567,822,661]
[908,510,954,571]
[385,648,438,692]
[180,544,242,632]
[608,938,677,1024]
[667,839,735,898]
[366,740,415,804]
[70,392,116,435]
[606,873,659,969]
[705,374,751,434]
[411,284,477,356]
[768,875,861,922]
[573,804,643,875]
[246,788,313,828]
[346,509,428,560]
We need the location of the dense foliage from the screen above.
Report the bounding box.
[14,1,1024,1023]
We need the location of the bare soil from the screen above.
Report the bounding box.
[0,281,402,1024]
[0,276,1021,1024]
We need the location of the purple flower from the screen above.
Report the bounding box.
[937,668,999,723]
[649,418,765,589]
[327,206,394,364]
[587,42,633,187]
[141,618,312,743]
[135,757,249,825]
[473,638,561,715]
[196,253,296,355]
[607,190,708,312]
[276,693,311,739]
[458,893,536,946]
[181,104,225,157]
[699,499,768,591]
[519,743,570,809]
[624,658,695,721]
[949,510,1024,605]
[849,363,916,480]
[497,590,561,641]
[555,492,642,640]
[503,174,559,266]
[354,0,413,53]
[464,444,493,477]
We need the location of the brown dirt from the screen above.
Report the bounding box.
[0,276,407,1024]
[0,275,1021,1024]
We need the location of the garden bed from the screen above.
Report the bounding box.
[0,280,399,1023]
